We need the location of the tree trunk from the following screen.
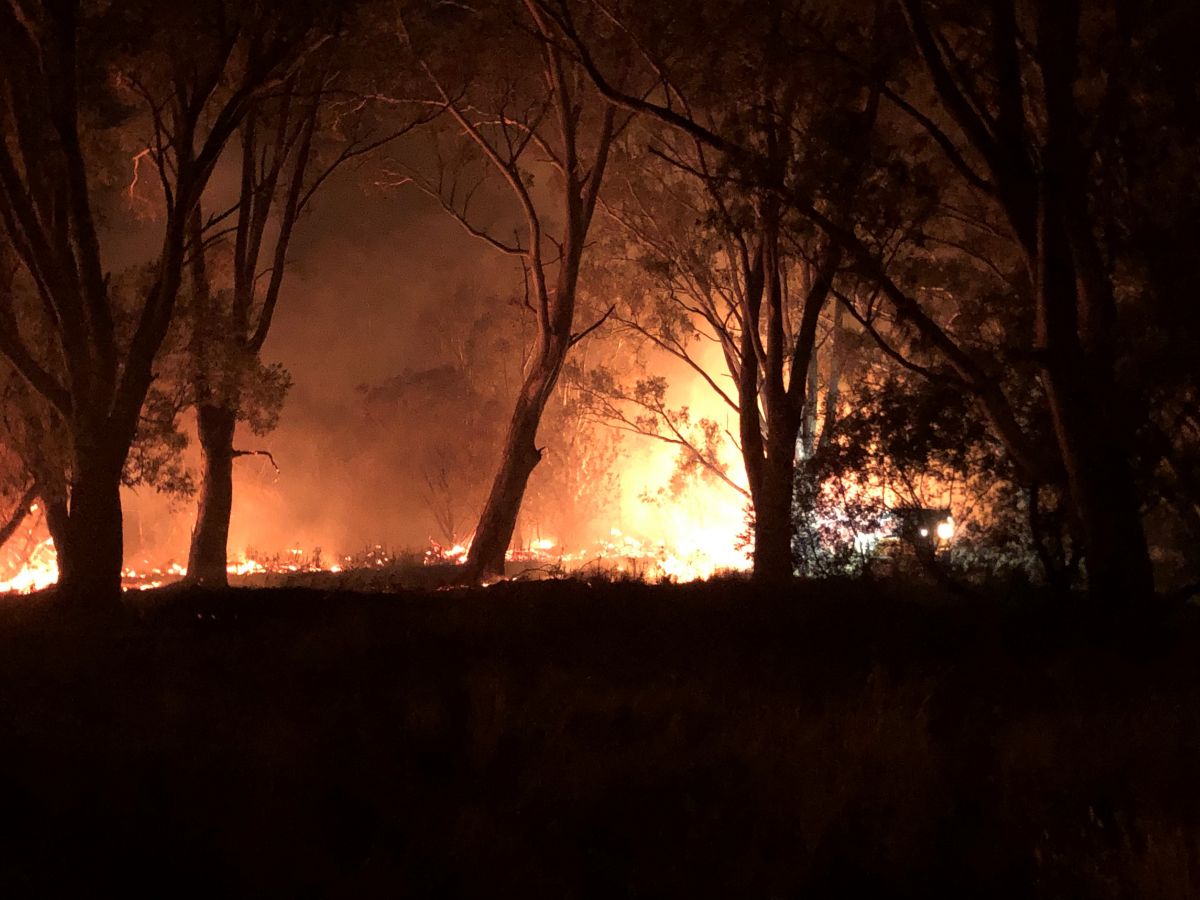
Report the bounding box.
[186,403,237,586]
[43,495,70,559]
[1037,210,1155,601]
[800,354,819,459]
[464,367,555,581]
[1041,370,1153,599]
[818,300,844,454]
[55,450,125,603]
[751,453,796,583]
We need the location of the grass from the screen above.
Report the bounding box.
[0,577,1197,897]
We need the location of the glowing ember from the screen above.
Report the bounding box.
[228,557,267,576]
[425,540,468,565]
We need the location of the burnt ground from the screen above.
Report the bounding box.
[0,578,1198,898]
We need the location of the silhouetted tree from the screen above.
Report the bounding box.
[181,34,432,587]
[398,0,623,580]
[542,0,1198,599]
[0,0,335,601]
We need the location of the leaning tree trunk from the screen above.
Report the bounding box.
[464,352,563,581]
[186,403,237,586]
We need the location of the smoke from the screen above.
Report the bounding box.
[95,143,752,574]
[122,162,533,564]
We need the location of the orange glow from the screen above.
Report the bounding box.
[0,536,58,594]
[227,557,267,577]
[597,337,752,580]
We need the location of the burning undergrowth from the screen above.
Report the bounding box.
[2,531,751,597]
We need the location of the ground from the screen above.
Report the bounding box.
[0,578,1197,897]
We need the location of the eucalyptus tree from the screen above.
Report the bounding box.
[588,89,875,581]
[0,0,337,600]
[398,0,625,580]
[181,26,434,587]
[539,0,1192,598]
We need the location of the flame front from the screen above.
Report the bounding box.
[0,536,58,594]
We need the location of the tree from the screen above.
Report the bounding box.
[355,285,622,555]
[542,0,1184,599]
[398,0,623,580]
[180,33,432,587]
[547,0,878,580]
[0,0,334,601]
[892,0,1154,597]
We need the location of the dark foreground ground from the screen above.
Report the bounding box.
[1,578,1198,898]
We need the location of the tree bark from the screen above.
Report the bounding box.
[750,453,796,583]
[1031,3,1154,600]
[818,300,844,454]
[1032,216,1152,602]
[895,0,1155,600]
[186,403,237,586]
[435,11,614,583]
[1040,369,1152,599]
[464,352,562,581]
[43,495,70,559]
[736,239,831,585]
[55,448,125,603]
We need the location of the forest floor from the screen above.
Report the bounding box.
[0,577,1198,898]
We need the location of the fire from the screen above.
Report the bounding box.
[596,340,754,580]
[1,334,756,591]
[0,537,58,594]
[424,517,750,581]
[227,557,267,576]
[1,502,59,595]
[2,522,736,595]
[120,560,188,591]
[426,540,469,565]
[503,524,748,582]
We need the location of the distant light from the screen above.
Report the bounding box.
[936,518,955,541]
[919,527,929,538]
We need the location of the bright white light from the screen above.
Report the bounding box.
[919,527,929,538]
[936,518,955,541]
